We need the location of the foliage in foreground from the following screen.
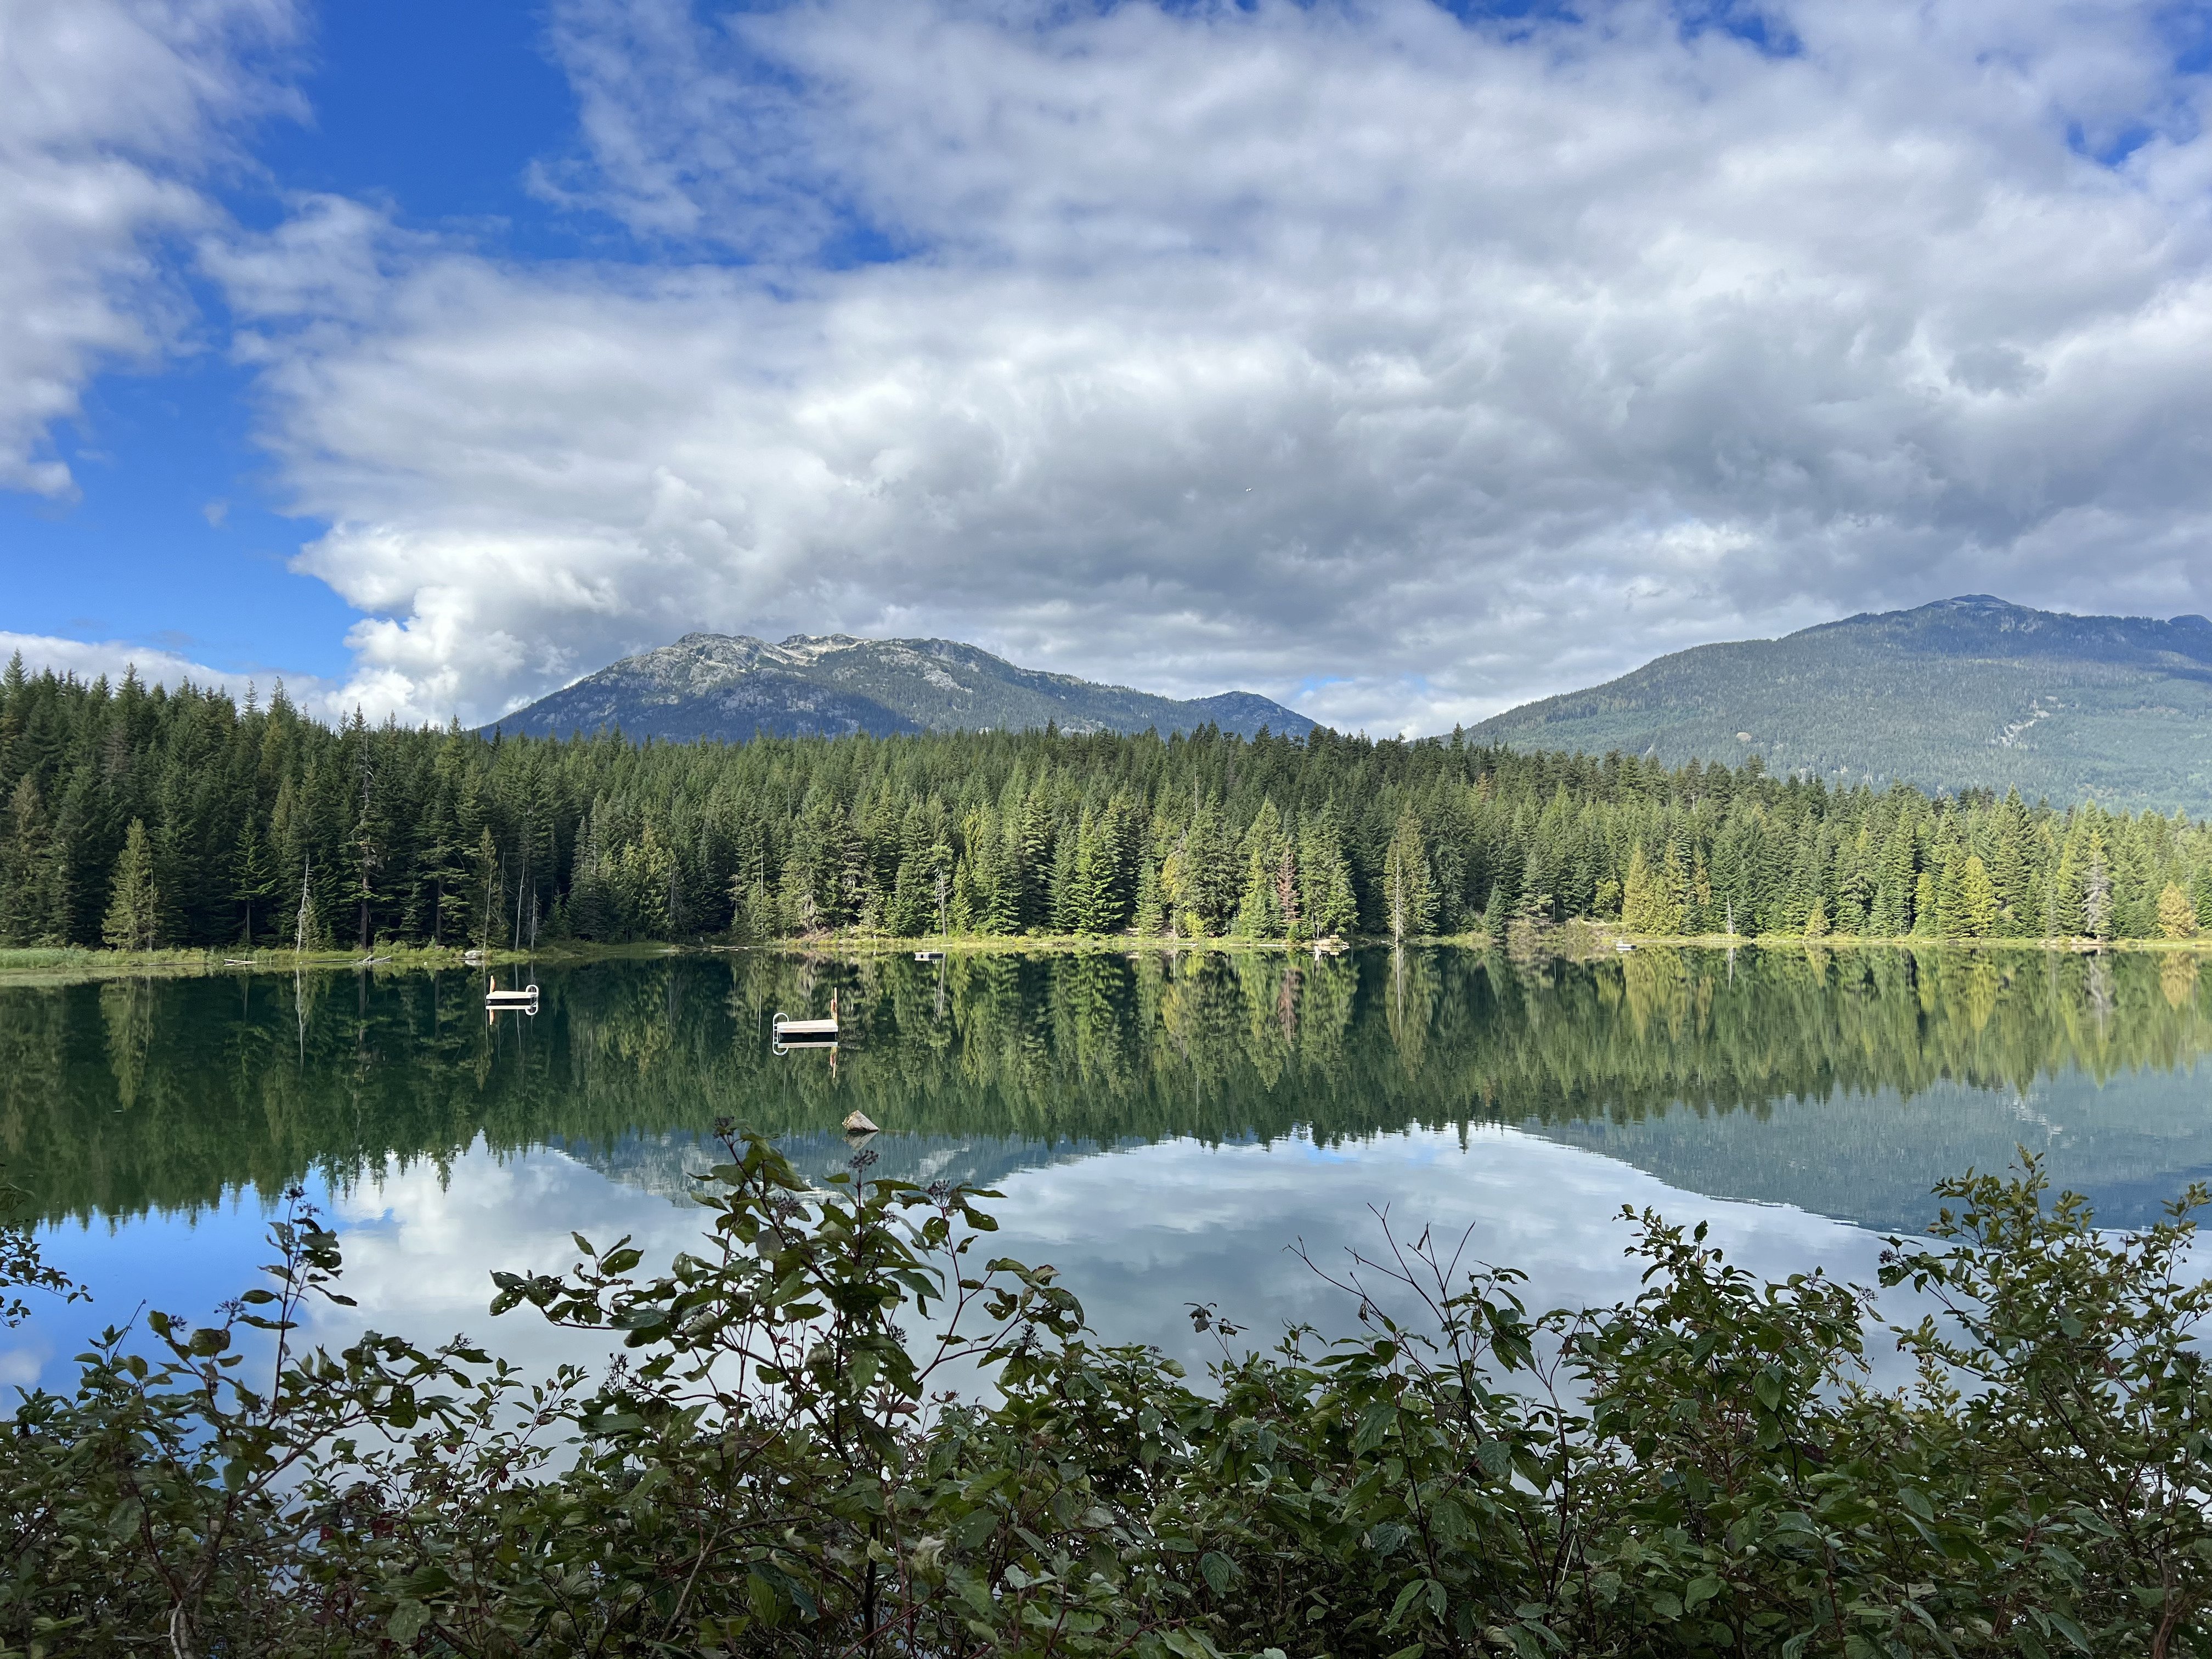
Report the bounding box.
[5,1140,2212,1657]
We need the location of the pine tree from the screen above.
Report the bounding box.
[1620,845,1684,935]
[0,775,54,946]
[471,827,500,951]
[1174,802,1239,936]
[1131,847,1164,936]
[231,817,273,946]
[1479,880,1507,942]
[101,818,161,951]
[1989,791,2032,935]
[1234,800,1286,938]
[1383,811,1436,943]
[1068,808,1121,935]
[1297,809,1357,941]
[1662,839,1695,934]
[1833,827,1872,935]
[1955,854,1998,938]
[2051,831,2086,936]
[1870,812,1917,936]
[1935,848,1967,937]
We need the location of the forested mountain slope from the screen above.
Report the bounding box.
[484,631,1314,742]
[1471,595,2212,811]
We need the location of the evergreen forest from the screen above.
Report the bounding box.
[8,657,2212,952]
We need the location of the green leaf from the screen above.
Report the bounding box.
[1355,1400,1397,1454]
[1366,1521,1411,1557]
[388,1599,430,1644]
[1199,1550,1234,1595]
[1387,1579,1426,1627]
[2046,1611,2093,1654]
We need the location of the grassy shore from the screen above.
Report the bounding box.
[12,923,2210,985]
[1586,928,2212,952]
[0,941,666,986]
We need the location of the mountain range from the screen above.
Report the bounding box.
[488,597,2212,810]
[486,632,1316,743]
[1471,595,2212,811]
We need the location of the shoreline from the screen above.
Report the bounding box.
[5,925,2208,983]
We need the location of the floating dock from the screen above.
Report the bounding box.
[772,994,840,1053]
[484,975,540,1017]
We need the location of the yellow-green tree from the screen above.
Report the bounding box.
[1621,846,1685,935]
[1954,855,1998,938]
[2158,881,2198,939]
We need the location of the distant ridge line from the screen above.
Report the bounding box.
[486,631,1317,745]
[1469,595,2212,813]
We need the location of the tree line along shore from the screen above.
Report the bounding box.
[6,653,2212,958]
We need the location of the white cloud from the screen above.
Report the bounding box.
[295,1127,1910,1390]
[0,0,302,496]
[0,630,330,710]
[215,0,2212,730]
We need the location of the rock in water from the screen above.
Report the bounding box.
[843,1110,880,1136]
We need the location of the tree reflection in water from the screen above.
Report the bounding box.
[4,945,2211,1233]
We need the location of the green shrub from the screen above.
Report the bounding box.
[4,1139,2210,1655]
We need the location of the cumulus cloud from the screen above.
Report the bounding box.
[0,629,331,709]
[216,0,2212,729]
[299,1127,1904,1389]
[0,0,301,496]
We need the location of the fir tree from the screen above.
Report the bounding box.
[100,819,161,951]
[1955,854,1998,939]
[1234,800,1286,938]
[1383,811,1436,943]
[230,817,273,946]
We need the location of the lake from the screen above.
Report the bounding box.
[7,944,2212,1396]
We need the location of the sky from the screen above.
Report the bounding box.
[6,0,2212,735]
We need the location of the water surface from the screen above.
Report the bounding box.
[7,946,2209,1392]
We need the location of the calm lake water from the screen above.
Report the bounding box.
[7,945,2212,1394]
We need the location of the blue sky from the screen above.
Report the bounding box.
[7,0,2212,732]
[3,2,576,685]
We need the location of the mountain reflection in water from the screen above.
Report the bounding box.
[6,945,2212,1237]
